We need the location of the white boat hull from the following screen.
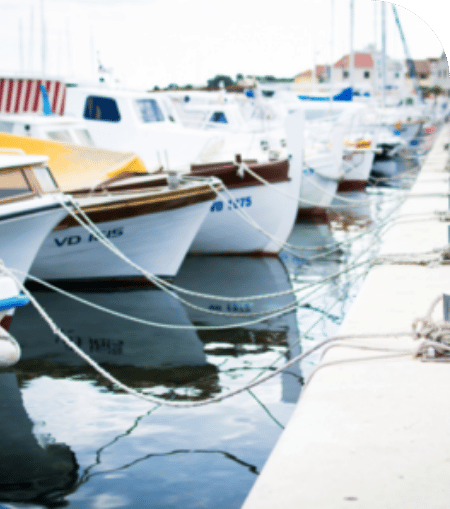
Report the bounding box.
[0,198,67,331]
[339,149,375,191]
[0,200,67,284]
[299,168,339,209]
[189,176,300,255]
[31,200,211,281]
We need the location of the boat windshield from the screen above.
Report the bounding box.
[74,129,95,146]
[0,170,32,200]
[134,99,165,123]
[209,111,228,124]
[47,130,75,143]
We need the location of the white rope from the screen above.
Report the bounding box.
[372,246,450,267]
[54,195,312,305]
[242,162,376,207]
[59,191,339,319]
[52,193,389,312]
[18,271,301,328]
[48,168,426,315]
[3,262,421,408]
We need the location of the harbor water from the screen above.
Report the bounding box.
[0,132,438,509]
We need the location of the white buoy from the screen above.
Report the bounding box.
[0,326,21,367]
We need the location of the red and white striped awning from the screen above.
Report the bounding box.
[0,78,66,116]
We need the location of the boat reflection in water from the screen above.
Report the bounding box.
[10,285,219,401]
[4,255,302,506]
[11,253,302,402]
[0,371,79,506]
[173,255,302,404]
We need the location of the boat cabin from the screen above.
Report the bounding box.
[0,153,59,202]
[64,86,222,171]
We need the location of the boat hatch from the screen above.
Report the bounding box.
[83,96,121,122]
[134,99,165,123]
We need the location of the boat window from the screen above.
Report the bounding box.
[74,129,95,146]
[83,96,121,122]
[0,170,32,200]
[134,99,165,123]
[0,121,13,133]
[47,130,74,143]
[209,111,228,123]
[32,167,59,192]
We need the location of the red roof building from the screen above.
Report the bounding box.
[333,53,374,69]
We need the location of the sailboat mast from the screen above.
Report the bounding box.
[40,0,46,78]
[381,0,387,108]
[349,0,355,91]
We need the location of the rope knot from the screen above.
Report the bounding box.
[412,315,450,359]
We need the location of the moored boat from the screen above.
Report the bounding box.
[30,175,221,283]
[0,153,71,326]
[0,132,222,282]
[0,109,305,257]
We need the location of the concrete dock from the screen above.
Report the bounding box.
[242,124,450,509]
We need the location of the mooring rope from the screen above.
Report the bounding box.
[14,260,448,408]
[3,261,423,408]
[56,195,290,319]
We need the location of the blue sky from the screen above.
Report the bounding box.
[0,0,447,88]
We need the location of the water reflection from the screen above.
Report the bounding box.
[11,286,220,401]
[0,371,78,506]
[174,255,302,403]
[4,255,304,508]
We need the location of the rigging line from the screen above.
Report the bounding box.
[207,178,407,263]
[307,192,408,262]
[247,266,374,386]
[16,251,370,335]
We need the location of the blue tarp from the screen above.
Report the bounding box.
[298,87,354,102]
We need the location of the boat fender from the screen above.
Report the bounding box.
[0,326,21,367]
[0,294,30,312]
